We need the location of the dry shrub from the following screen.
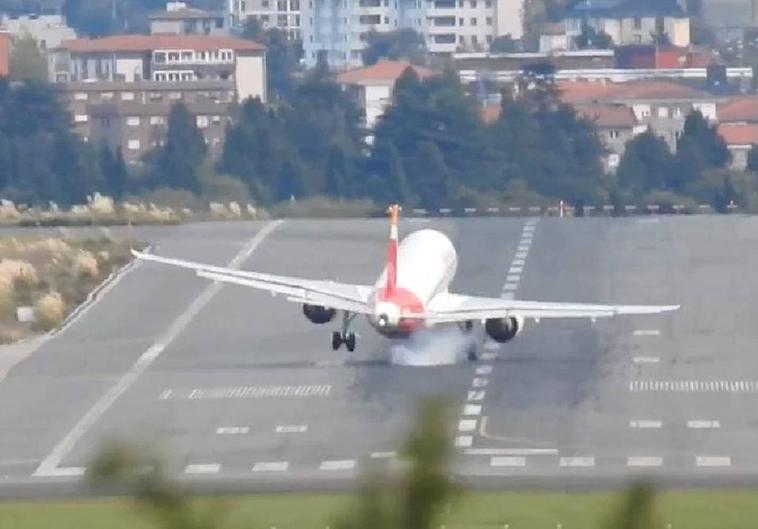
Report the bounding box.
[74,250,99,277]
[0,259,38,294]
[34,292,66,331]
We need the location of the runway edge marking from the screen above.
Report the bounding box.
[32,220,284,478]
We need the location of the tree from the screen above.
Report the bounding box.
[606,482,661,529]
[361,29,426,66]
[325,143,352,197]
[9,35,48,82]
[490,35,519,53]
[747,144,758,173]
[616,130,675,195]
[678,110,730,169]
[150,103,207,193]
[241,18,302,99]
[574,24,614,49]
[99,143,128,199]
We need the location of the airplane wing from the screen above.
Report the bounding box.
[424,292,679,324]
[131,250,375,314]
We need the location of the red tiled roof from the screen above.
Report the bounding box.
[574,103,637,128]
[717,123,758,146]
[57,34,263,53]
[718,95,758,123]
[336,60,436,85]
[558,79,707,104]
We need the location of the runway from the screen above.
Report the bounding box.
[1,215,758,495]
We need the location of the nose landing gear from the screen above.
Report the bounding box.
[331,311,357,352]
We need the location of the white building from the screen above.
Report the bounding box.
[0,13,76,50]
[300,0,525,69]
[230,0,302,40]
[149,2,231,36]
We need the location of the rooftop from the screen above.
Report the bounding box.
[718,96,758,123]
[566,0,686,18]
[717,123,758,146]
[57,34,263,53]
[574,103,637,128]
[557,79,708,104]
[149,6,222,20]
[336,60,436,85]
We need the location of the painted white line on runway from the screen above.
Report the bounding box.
[465,448,558,456]
[471,377,489,388]
[627,457,663,467]
[629,420,662,429]
[165,384,332,400]
[159,389,173,400]
[517,246,530,253]
[252,461,289,472]
[505,274,520,282]
[633,356,660,364]
[630,380,758,393]
[476,365,493,375]
[185,463,220,474]
[320,460,356,471]
[500,292,515,300]
[480,352,498,361]
[463,404,482,416]
[633,329,661,337]
[216,426,250,435]
[502,283,519,291]
[455,436,473,448]
[511,259,526,266]
[559,457,595,467]
[514,252,528,259]
[696,456,731,467]
[687,420,721,429]
[275,425,308,433]
[508,266,523,274]
[35,466,85,477]
[458,419,478,432]
[33,220,284,478]
[467,390,485,401]
[491,456,526,468]
[370,451,397,459]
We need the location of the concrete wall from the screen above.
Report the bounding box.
[235,52,266,102]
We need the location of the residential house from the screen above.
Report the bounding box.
[0,14,76,50]
[230,0,302,41]
[336,59,435,129]
[717,123,758,169]
[564,0,690,50]
[149,2,231,36]
[49,34,266,163]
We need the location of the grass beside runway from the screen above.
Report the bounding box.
[2,490,758,529]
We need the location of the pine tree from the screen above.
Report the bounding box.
[151,103,206,193]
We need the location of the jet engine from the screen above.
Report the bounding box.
[302,304,336,324]
[484,316,524,343]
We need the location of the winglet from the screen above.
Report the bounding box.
[386,204,400,293]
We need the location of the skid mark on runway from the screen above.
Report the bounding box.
[33,220,284,478]
[161,384,331,400]
[455,218,540,451]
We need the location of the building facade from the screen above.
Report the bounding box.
[149,2,231,36]
[0,14,76,50]
[230,0,302,40]
[564,0,690,50]
[49,34,265,164]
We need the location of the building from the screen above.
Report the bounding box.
[0,14,76,50]
[230,0,302,41]
[301,0,527,69]
[564,0,691,50]
[0,30,9,77]
[717,123,758,169]
[50,34,266,163]
[149,2,231,36]
[336,59,435,128]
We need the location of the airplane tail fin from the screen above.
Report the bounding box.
[386,204,400,293]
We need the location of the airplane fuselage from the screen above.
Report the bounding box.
[369,229,458,337]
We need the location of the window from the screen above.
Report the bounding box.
[472,34,478,44]
[486,16,492,25]
[458,17,463,25]
[470,0,476,7]
[181,51,193,61]
[150,116,164,125]
[278,14,288,25]
[168,52,180,61]
[212,115,221,124]
[121,92,134,101]
[384,16,389,24]
[673,106,682,117]
[609,129,619,138]
[486,34,492,43]
[154,51,167,63]
[458,34,464,43]
[633,16,641,30]
[74,114,88,123]
[278,0,286,10]
[127,116,140,126]
[196,115,209,128]
[634,34,641,43]
[485,0,490,6]
[216,17,224,28]
[359,14,381,24]
[101,92,114,100]
[169,92,182,100]
[657,107,669,118]
[290,0,299,8]
[470,17,476,25]
[74,92,88,101]
[127,139,141,150]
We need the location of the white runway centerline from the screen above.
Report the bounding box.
[696,456,731,467]
[185,463,220,474]
[633,329,661,337]
[559,457,595,467]
[320,460,356,471]
[687,420,721,429]
[33,220,284,478]
[275,424,308,433]
[216,426,250,435]
[253,461,289,472]
[629,420,662,429]
[630,380,758,393]
[491,456,526,468]
[627,456,663,467]
[163,385,332,400]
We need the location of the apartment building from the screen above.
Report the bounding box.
[149,2,231,36]
[301,0,525,69]
[49,34,266,163]
[230,0,302,40]
[0,14,76,50]
[564,0,691,50]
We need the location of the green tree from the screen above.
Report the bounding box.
[490,35,519,53]
[606,482,660,529]
[574,24,614,49]
[99,143,128,199]
[241,18,302,99]
[9,35,48,82]
[747,144,758,173]
[361,28,426,66]
[617,130,675,195]
[150,103,207,193]
[386,141,410,204]
[678,110,730,169]
[325,143,352,197]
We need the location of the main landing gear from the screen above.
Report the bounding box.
[458,320,478,362]
[331,311,357,352]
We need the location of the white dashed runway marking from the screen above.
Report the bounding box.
[633,329,661,337]
[559,457,595,468]
[319,460,356,471]
[463,404,482,416]
[275,425,308,433]
[633,356,660,364]
[687,420,721,429]
[216,426,249,435]
[696,456,731,467]
[629,420,662,429]
[630,380,758,392]
[161,385,332,400]
[627,457,663,467]
[458,419,478,432]
[455,435,473,448]
[491,456,526,468]
[252,461,289,472]
[185,463,220,474]
[476,365,493,375]
[370,451,396,459]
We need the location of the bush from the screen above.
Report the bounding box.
[34,291,66,331]
[271,196,379,218]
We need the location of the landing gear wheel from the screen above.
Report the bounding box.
[466,344,478,362]
[331,331,342,351]
[345,332,356,352]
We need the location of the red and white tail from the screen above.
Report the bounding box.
[386,204,400,294]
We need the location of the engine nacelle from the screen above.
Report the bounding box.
[302,304,336,324]
[484,316,524,343]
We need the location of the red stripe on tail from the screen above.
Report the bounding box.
[386,204,400,294]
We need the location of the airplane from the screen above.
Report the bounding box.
[131,205,679,360]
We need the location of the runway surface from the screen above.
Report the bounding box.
[1,215,757,495]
